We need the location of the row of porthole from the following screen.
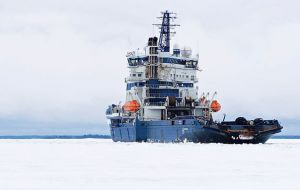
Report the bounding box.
[130,73,142,77]
[170,74,195,79]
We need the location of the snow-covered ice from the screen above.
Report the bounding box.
[0,139,299,190]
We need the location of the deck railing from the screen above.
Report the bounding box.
[146,93,179,98]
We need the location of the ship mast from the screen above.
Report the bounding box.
[153,11,180,52]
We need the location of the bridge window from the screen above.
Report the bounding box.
[126,82,145,90]
[176,83,193,88]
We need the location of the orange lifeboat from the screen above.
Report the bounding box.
[210,100,221,112]
[123,100,140,112]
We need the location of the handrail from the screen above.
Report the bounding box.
[144,102,166,106]
[125,77,145,82]
[146,93,179,98]
[145,84,174,88]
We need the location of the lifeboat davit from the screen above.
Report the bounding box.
[123,100,140,112]
[200,96,206,104]
[210,100,221,112]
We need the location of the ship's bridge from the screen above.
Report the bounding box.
[127,54,198,69]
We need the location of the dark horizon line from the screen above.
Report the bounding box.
[0,134,299,139]
[0,134,111,139]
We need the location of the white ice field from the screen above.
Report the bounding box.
[0,139,299,190]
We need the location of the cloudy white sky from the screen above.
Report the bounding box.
[0,0,299,134]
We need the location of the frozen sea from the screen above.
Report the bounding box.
[0,139,299,190]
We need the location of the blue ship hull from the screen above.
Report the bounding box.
[109,118,282,144]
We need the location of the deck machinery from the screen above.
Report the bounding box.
[105,11,282,143]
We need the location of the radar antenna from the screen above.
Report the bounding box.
[153,10,180,52]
